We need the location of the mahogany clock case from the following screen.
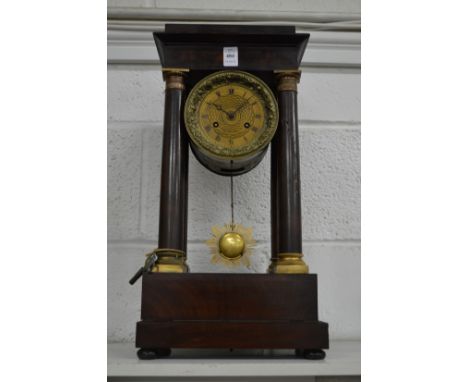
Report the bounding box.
[133,24,329,360]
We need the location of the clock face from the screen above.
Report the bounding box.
[184,71,278,159]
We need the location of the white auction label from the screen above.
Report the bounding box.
[223,47,238,67]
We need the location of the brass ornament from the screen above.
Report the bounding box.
[206,224,256,268]
[277,77,298,92]
[184,70,279,160]
[163,68,189,90]
[269,252,309,274]
[150,248,189,273]
[275,70,301,92]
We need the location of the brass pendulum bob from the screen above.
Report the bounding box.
[219,231,245,260]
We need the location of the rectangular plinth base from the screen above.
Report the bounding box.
[136,273,329,350]
[136,320,329,349]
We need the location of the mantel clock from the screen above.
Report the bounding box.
[129,24,329,360]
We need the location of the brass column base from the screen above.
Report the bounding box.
[150,248,189,273]
[269,253,309,274]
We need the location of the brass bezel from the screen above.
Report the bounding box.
[184,70,279,160]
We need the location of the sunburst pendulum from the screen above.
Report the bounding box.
[206,174,256,268]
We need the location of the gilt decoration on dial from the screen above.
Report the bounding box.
[184,71,279,159]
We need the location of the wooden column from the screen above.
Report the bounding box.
[269,70,308,274]
[152,68,189,273]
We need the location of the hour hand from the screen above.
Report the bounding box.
[207,102,229,116]
[208,102,238,120]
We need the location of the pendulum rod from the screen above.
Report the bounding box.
[230,161,235,228]
[230,175,235,227]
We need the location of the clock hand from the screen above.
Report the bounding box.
[207,102,231,118]
[214,101,249,121]
[233,100,250,116]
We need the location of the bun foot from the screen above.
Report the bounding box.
[295,348,326,360]
[137,348,171,360]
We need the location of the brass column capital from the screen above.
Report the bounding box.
[275,70,301,92]
[162,68,189,90]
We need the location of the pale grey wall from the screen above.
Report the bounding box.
[107,0,361,345]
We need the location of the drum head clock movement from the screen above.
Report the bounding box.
[184,70,279,175]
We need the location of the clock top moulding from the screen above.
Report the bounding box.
[153,24,310,87]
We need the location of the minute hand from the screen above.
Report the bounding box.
[233,101,251,115]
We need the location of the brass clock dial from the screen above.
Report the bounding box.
[184,71,279,160]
